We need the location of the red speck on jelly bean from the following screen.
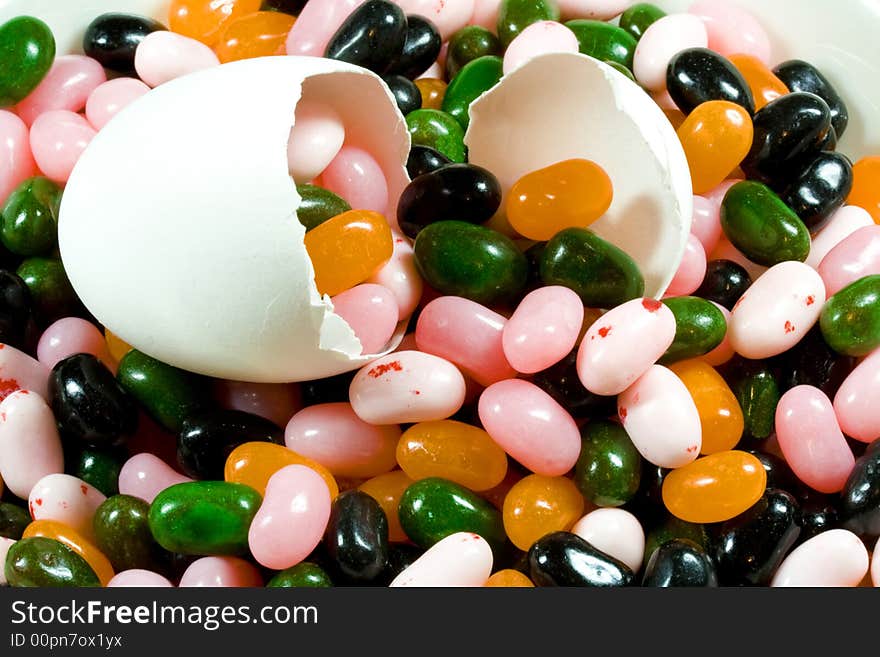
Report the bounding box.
[806,296,815,306]
[80,484,88,495]
[784,321,795,334]
[598,326,612,338]
[367,361,403,378]
[642,299,662,312]
[618,407,627,420]
[0,379,21,401]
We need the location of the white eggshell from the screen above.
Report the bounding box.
[465,52,693,298]
[59,56,410,383]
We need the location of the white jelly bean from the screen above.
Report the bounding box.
[0,390,64,499]
[288,100,346,185]
[390,532,493,587]
[134,31,220,88]
[633,14,709,91]
[806,205,874,269]
[771,529,869,587]
[571,508,645,573]
[0,344,50,402]
[28,474,106,541]
[107,569,174,587]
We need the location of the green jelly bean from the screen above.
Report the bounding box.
[441,55,503,130]
[565,20,638,70]
[398,477,506,553]
[4,537,100,587]
[148,482,261,556]
[643,515,709,569]
[619,3,666,41]
[95,495,171,573]
[660,296,727,364]
[720,181,810,266]
[540,227,645,308]
[71,445,125,496]
[0,502,31,540]
[117,349,211,432]
[575,420,642,508]
[16,256,81,324]
[0,16,56,107]
[604,60,636,82]
[413,220,528,306]
[296,184,351,231]
[405,109,467,163]
[820,275,880,357]
[0,177,62,256]
[446,26,501,80]
[497,0,560,48]
[727,359,780,441]
[267,562,334,588]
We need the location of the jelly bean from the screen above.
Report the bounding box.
[0,271,31,348]
[773,324,854,396]
[479,379,581,476]
[365,233,421,320]
[28,474,106,541]
[773,59,848,138]
[331,284,399,355]
[179,556,263,587]
[849,157,880,224]
[215,11,295,63]
[388,15,441,80]
[667,48,755,116]
[502,20,579,76]
[225,441,337,499]
[389,531,493,586]
[15,55,106,127]
[108,569,173,587]
[0,343,49,401]
[104,330,133,364]
[471,0,503,30]
[414,221,527,305]
[670,359,743,455]
[633,14,708,92]
[617,3,665,41]
[289,102,346,186]
[820,275,880,357]
[694,259,751,311]
[405,145,450,180]
[727,358,780,442]
[819,226,880,297]
[133,31,220,88]
[690,195,722,254]
[16,257,82,324]
[528,531,634,587]
[441,56,503,131]
[573,421,641,508]
[643,539,717,587]
[320,147,389,217]
[486,569,533,587]
[398,163,502,239]
[72,445,125,497]
[118,453,192,504]
[1,502,29,540]
[384,74,422,115]
[84,77,150,131]
[268,562,333,587]
[169,0,262,45]
[1,538,13,585]
[0,17,55,108]
[503,475,583,551]
[296,184,351,232]
[1,176,61,257]
[728,54,788,112]
[322,490,388,583]
[37,317,114,372]
[771,529,869,587]
[405,109,466,162]
[661,450,766,523]
[497,0,560,48]
[794,496,837,546]
[215,379,301,428]
[23,519,115,586]
[286,0,364,56]
[564,20,636,70]
[94,495,170,574]
[83,13,166,74]
[665,234,708,297]
[873,539,880,587]
[834,348,880,444]
[414,77,446,110]
[642,515,709,569]
[688,0,770,64]
[445,26,501,80]
[304,209,393,297]
[5,536,100,587]
[782,152,854,232]
[0,111,37,209]
[359,470,413,542]
[708,236,767,283]
[325,0,407,74]
[570,508,644,573]
[29,110,96,184]
[661,296,726,364]
[839,439,880,539]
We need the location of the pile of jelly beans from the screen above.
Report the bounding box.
[1,0,880,589]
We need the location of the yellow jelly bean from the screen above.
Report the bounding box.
[104,329,132,362]
[23,520,115,587]
[670,359,744,454]
[225,442,339,499]
[502,475,584,551]
[359,470,413,543]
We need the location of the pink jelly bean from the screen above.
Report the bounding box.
[873,538,880,587]
[319,145,389,216]
[349,351,466,424]
[571,508,644,573]
[478,379,581,476]
[29,110,96,184]
[775,385,855,494]
[37,317,116,372]
[416,296,515,386]
[332,283,399,355]
[367,232,423,319]
[577,298,676,396]
[0,390,64,499]
[729,261,825,360]
[691,195,722,253]
[806,206,874,269]
[0,344,50,401]
[134,31,220,88]
[771,529,869,587]
[665,233,707,297]
[285,402,400,478]
[502,21,580,75]
[470,0,502,30]
[618,364,702,468]
[651,88,678,110]
[709,236,767,281]
[179,557,263,587]
[390,532,493,587]
[417,61,443,80]
[395,0,475,41]
[689,0,772,65]
[834,348,880,444]
[214,380,302,428]
[28,474,106,541]
[0,538,15,586]
[0,111,36,206]
[819,225,880,296]
[634,14,708,91]
[118,453,192,504]
[248,464,332,570]
[502,286,583,374]
[15,55,107,126]
[704,178,742,208]
[108,570,174,587]
[701,301,734,366]
[85,78,151,131]
[289,100,346,185]
[286,0,366,57]
[556,0,628,20]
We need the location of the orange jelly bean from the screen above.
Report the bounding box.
[303,209,393,297]
[359,470,413,543]
[849,156,880,224]
[225,442,338,499]
[214,11,295,63]
[23,520,115,586]
[506,159,614,241]
[169,0,262,45]
[414,78,446,110]
[662,450,766,524]
[104,329,132,362]
[670,359,744,455]
[728,54,789,111]
[486,569,534,587]
[502,475,584,551]
[678,100,754,195]
[396,420,508,492]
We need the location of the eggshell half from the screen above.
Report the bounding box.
[466,52,693,298]
[59,56,410,383]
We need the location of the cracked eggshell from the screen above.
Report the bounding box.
[58,55,410,383]
[465,52,693,299]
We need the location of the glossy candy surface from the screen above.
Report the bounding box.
[497,0,560,48]
[225,442,338,499]
[670,360,743,455]
[773,59,848,138]
[445,25,500,79]
[93,495,168,575]
[849,157,880,224]
[214,11,295,63]
[169,0,262,45]
[574,421,641,508]
[326,1,407,75]
[781,152,854,232]
[0,389,63,499]
[133,31,219,88]
[565,20,636,69]
[694,259,751,310]
[0,16,55,108]
[83,13,165,73]
[389,531,492,587]
[322,490,388,583]
[15,55,106,127]
[834,348,880,444]
[728,54,788,112]
[819,225,880,297]
[390,15,441,80]
[661,296,727,365]
[359,470,413,543]
[442,55,503,130]
[406,109,466,162]
[819,275,880,357]
[642,539,717,587]
[320,146,389,216]
[5,536,99,587]
[666,48,754,116]
[633,14,707,91]
[839,439,880,539]
[503,286,583,375]
[296,185,351,232]
[618,3,664,41]
[771,529,868,587]
[528,531,634,587]
[502,475,584,551]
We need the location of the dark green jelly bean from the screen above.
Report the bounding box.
[565,20,637,70]
[497,0,560,48]
[445,26,501,81]
[267,562,333,587]
[0,16,55,107]
[398,477,506,553]
[540,227,645,308]
[5,537,100,587]
[405,109,467,163]
[820,275,880,357]
[528,531,634,587]
[0,269,32,349]
[666,48,755,116]
[83,13,166,74]
[441,55,503,130]
[261,0,307,15]
[781,151,853,232]
[660,296,727,364]
[714,489,800,586]
[642,539,717,587]
[725,358,780,442]
[117,349,212,433]
[94,494,171,573]
[0,177,62,257]
[839,439,880,540]
[323,490,389,584]
[0,502,30,540]
[642,515,710,570]
[389,15,441,80]
[524,241,545,289]
[773,59,849,138]
[324,0,407,75]
[719,181,810,266]
[406,145,451,180]
[296,185,351,232]
[16,256,83,325]
[604,60,635,82]
[398,163,502,239]
[49,353,139,447]
[771,325,856,398]
[532,349,618,420]
[694,259,751,311]
[71,445,125,496]
[384,73,422,116]
[178,409,283,480]
[575,420,641,507]
[148,481,261,555]
[619,3,665,41]
[414,221,528,306]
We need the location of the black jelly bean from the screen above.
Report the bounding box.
[389,15,442,80]
[642,539,718,587]
[323,490,390,585]
[0,502,30,540]
[694,259,751,311]
[666,47,755,115]
[83,13,167,74]
[796,495,839,545]
[770,325,856,399]
[745,450,799,492]
[780,151,854,232]
[773,59,849,138]
[406,145,452,180]
[324,0,408,75]
[531,349,618,421]
[528,531,635,587]
[383,73,422,116]
[0,269,31,349]
[839,439,880,540]
[382,543,425,584]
